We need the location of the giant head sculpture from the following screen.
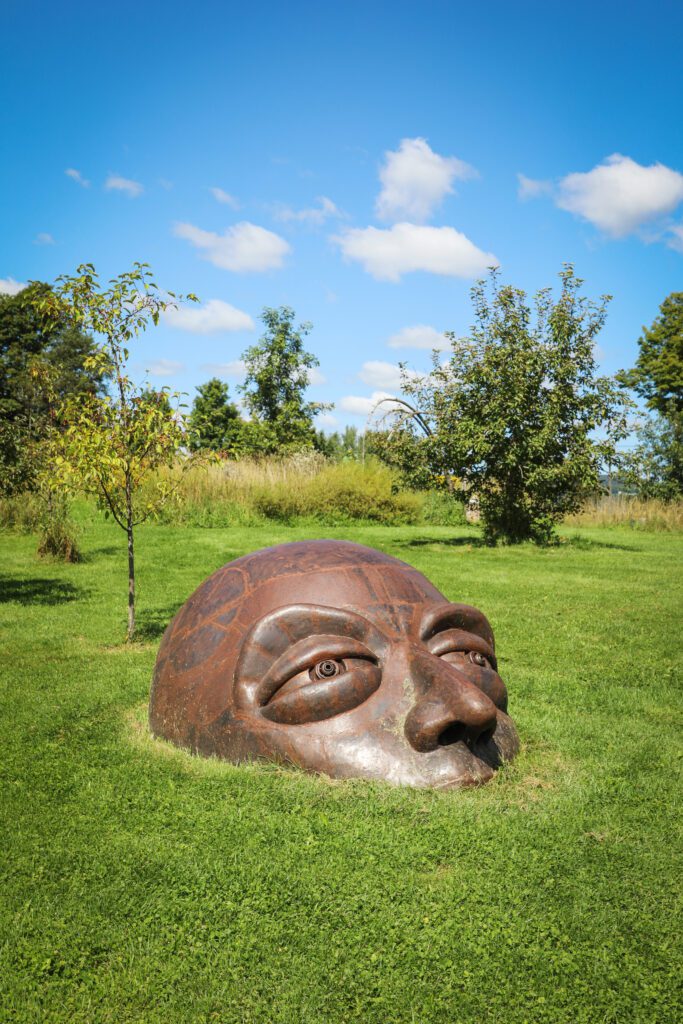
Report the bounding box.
[149,540,519,788]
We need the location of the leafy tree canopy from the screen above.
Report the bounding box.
[314,425,363,460]
[621,292,683,418]
[623,413,683,500]
[188,377,241,452]
[239,306,331,452]
[0,281,105,423]
[373,266,631,544]
[0,282,107,495]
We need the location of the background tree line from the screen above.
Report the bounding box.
[1,261,681,634]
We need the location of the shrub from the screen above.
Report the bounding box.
[253,460,421,525]
[419,491,468,526]
[0,490,81,560]
[36,512,80,562]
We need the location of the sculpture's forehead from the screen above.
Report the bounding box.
[239,560,445,635]
[169,541,446,642]
[235,539,419,583]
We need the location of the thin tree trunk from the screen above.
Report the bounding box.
[126,473,135,642]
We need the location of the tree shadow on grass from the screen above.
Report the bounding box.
[0,577,82,605]
[135,606,180,641]
[396,535,641,553]
[82,546,121,560]
[395,536,488,549]
[559,535,641,552]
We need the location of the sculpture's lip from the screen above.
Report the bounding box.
[409,718,519,788]
[421,744,497,787]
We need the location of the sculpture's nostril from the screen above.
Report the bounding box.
[437,722,467,746]
[438,722,496,748]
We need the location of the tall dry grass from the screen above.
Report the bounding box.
[0,454,466,533]
[565,496,683,531]
[155,453,427,527]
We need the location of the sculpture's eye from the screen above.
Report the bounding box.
[437,645,505,709]
[311,659,343,680]
[428,630,497,672]
[469,651,490,668]
[440,649,490,668]
[261,642,382,725]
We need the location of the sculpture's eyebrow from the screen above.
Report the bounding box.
[420,603,494,649]
[249,604,383,653]
[427,629,497,670]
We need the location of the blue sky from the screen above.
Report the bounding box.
[2,0,682,430]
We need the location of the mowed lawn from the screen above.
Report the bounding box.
[1,515,681,1024]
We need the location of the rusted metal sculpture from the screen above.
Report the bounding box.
[149,540,519,787]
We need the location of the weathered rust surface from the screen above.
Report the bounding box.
[149,540,519,788]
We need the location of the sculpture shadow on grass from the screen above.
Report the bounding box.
[0,577,82,606]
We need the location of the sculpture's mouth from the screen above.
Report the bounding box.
[411,713,519,788]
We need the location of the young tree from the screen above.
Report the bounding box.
[375,266,630,544]
[36,263,198,640]
[239,306,331,452]
[188,377,241,452]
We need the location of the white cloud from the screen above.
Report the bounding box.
[376,138,476,223]
[105,174,144,198]
[358,360,420,390]
[517,173,552,201]
[316,412,338,428]
[275,196,343,225]
[159,178,174,191]
[667,223,683,253]
[147,359,185,377]
[201,360,247,380]
[307,367,326,386]
[65,168,90,188]
[163,299,254,334]
[210,187,240,208]
[387,324,450,351]
[0,277,26,295]
[556,154,683,237]
[174,221,290,272]
[34,232,55,245]
[333,223,497,282]
[338,390,398,417]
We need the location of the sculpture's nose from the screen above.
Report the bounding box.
[404,648,498,753]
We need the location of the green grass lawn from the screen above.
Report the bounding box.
[1,515,682,1023]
